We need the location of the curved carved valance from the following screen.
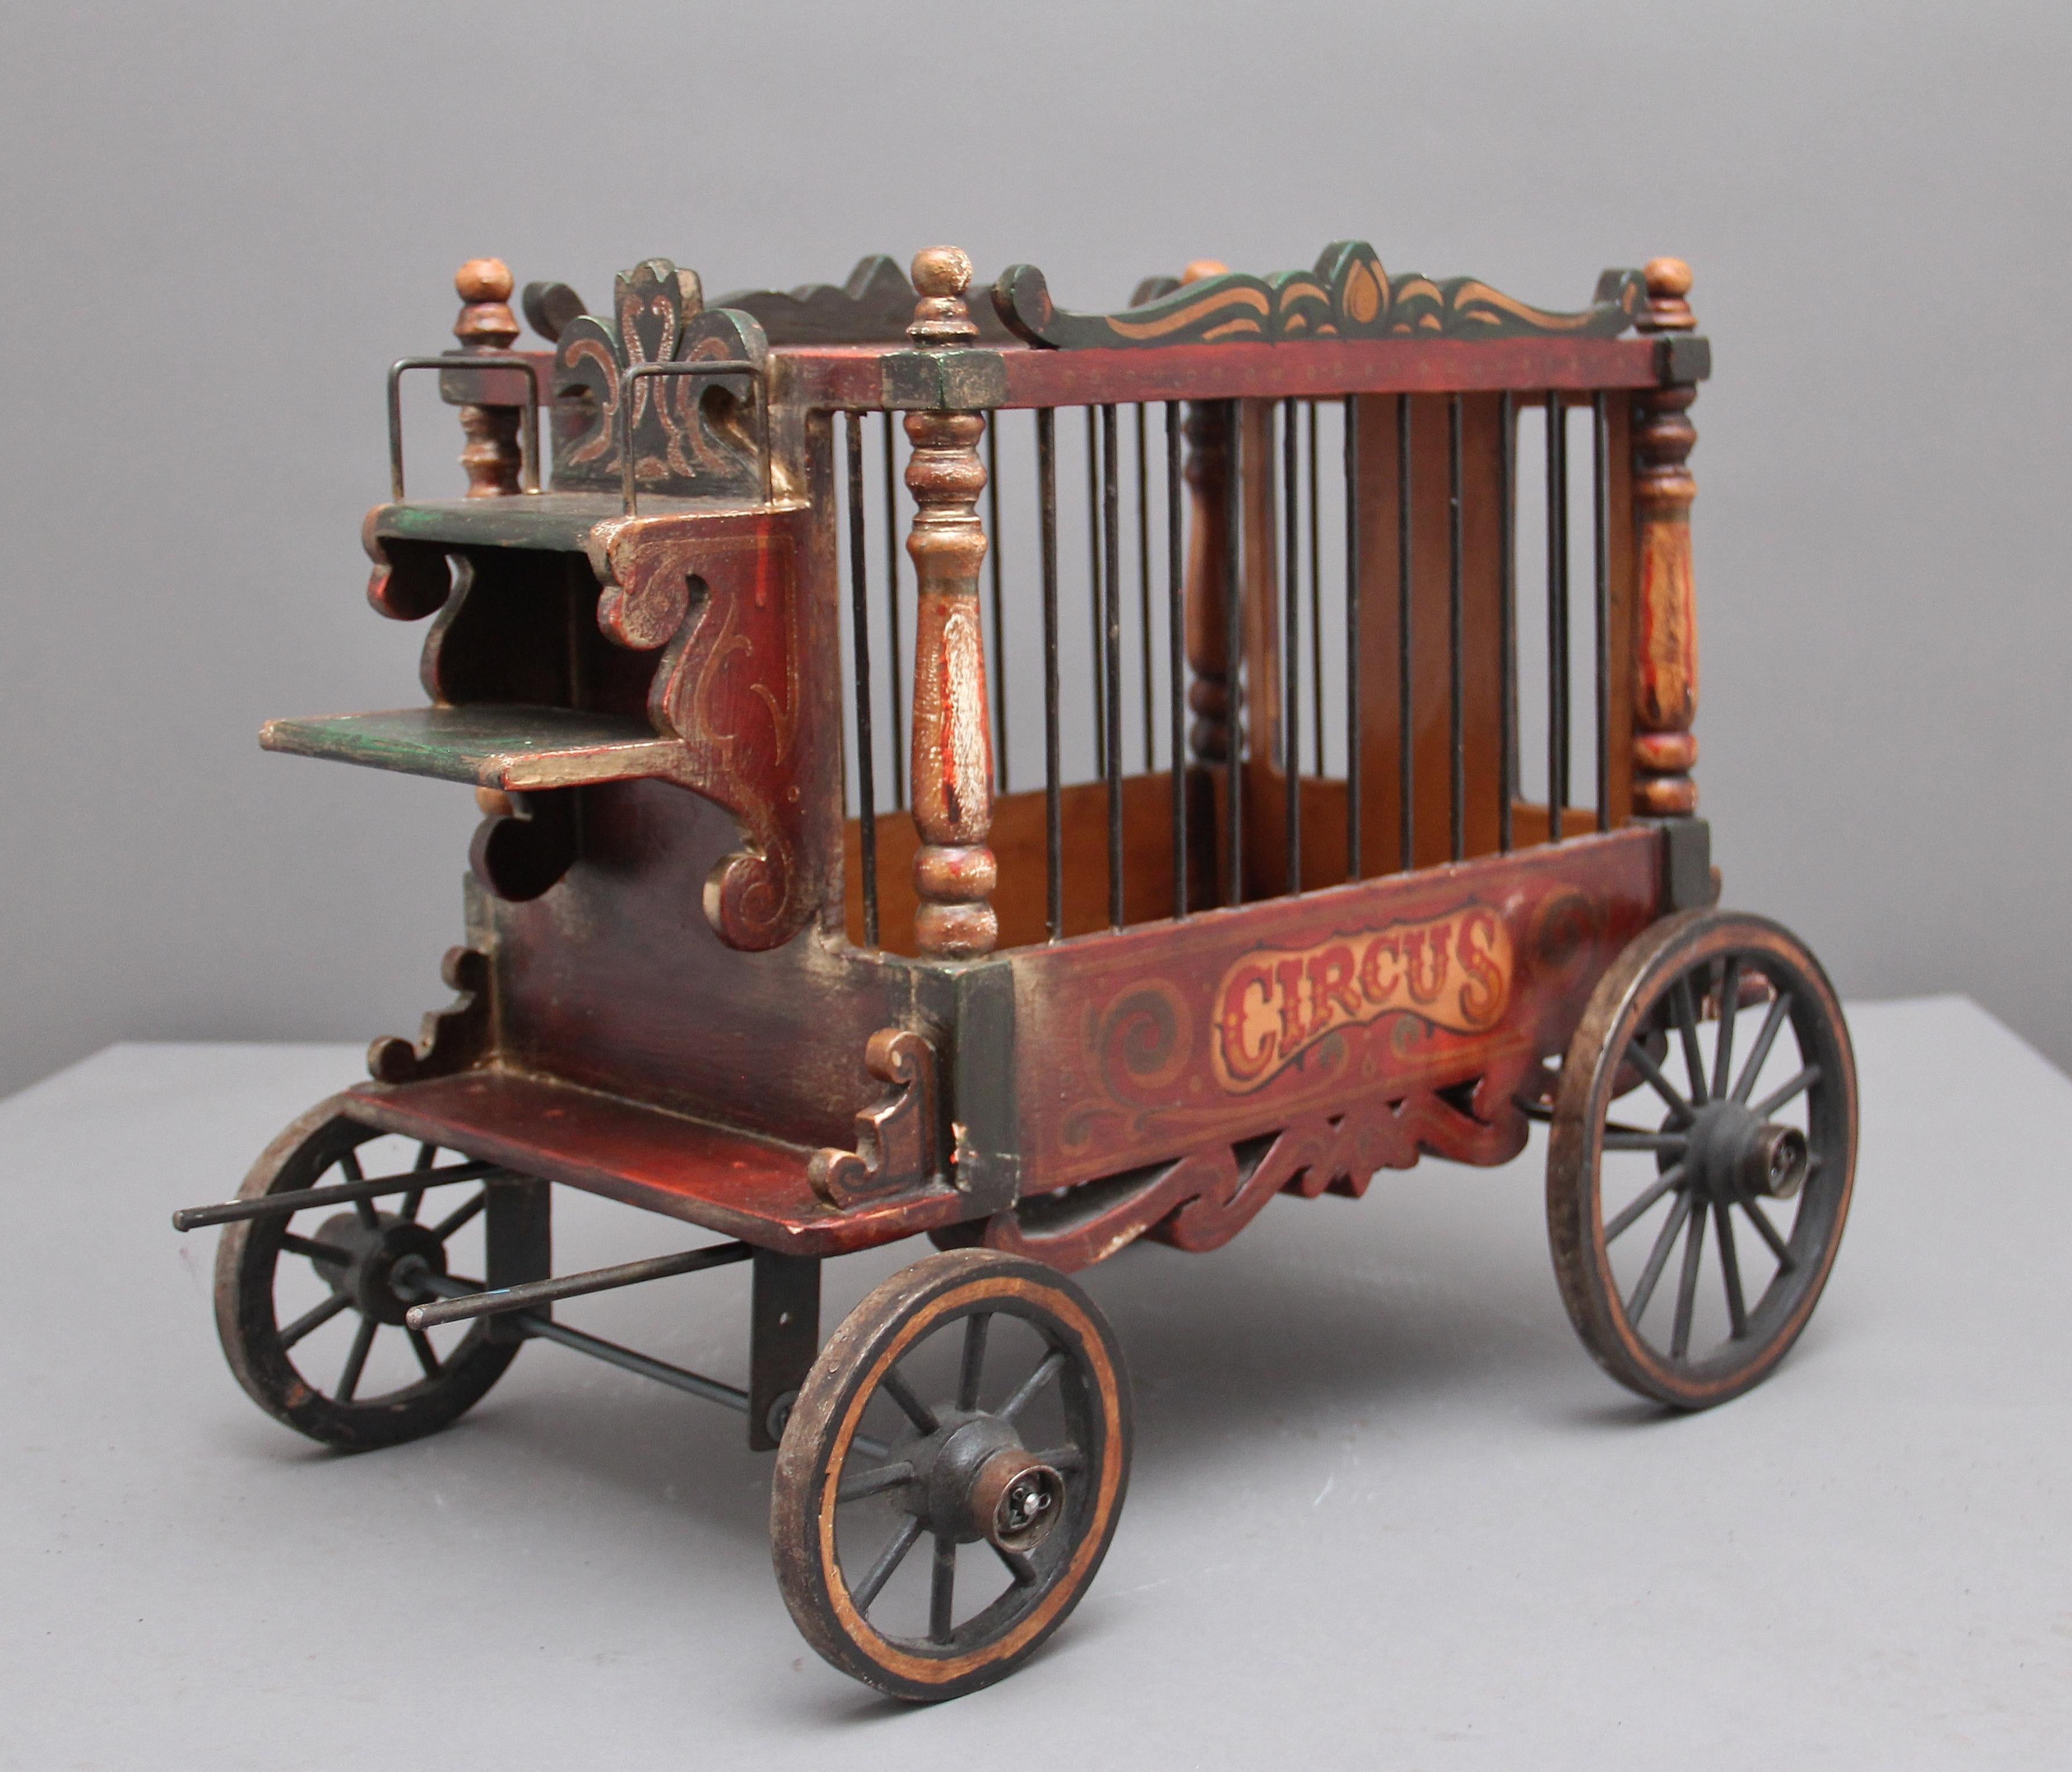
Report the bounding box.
[994,241,1645,349]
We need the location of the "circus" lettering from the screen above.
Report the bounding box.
[1211,905,1514,1093]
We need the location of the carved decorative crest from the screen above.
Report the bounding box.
[551,258,768,499]
[994,241,1645,348]
[719,254,1015,345]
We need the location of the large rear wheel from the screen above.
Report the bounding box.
[1547,910,1857,1409]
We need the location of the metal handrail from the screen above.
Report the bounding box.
[617,358,770,515]
[386,353,544,501]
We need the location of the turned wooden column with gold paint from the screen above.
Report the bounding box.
[1179,259,1233,765]
[903,247,998,957]
[452,257,524,498]
[1631,257,1701,815]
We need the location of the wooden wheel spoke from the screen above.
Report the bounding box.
[838,1461,916,1504]
[1713,1199,1748,1339]
[1730,991,1793,1104]
[1625,1040,1694,1125]
[336,1313,378,1402]
[879,1367,940,1436]
[1000,1349,1066,1423]
[847,1514,923,1615]
[432,1190,488,1243]
[1736,1192,1796,1271]
[1712,958,1741,1100]
[1669,1199,1708,1360]
[929,1533,958,1643]
[1627,1189,1694,1323]
[278,1290,351,1350]
[1028,1445,1085,1474]
[1672,978,1709,1106]
[1604,1164,1685,1243]
[338,1149,379,1228]
[400,1142,439,1222]
[1750,1063,1821,1121]
[281,1232,349,1265]
[957,1312,992,1413]
[993,1542,1039,1588]
[407,1327,442,1378]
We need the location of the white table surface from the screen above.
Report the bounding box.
[2,995,2065,1769]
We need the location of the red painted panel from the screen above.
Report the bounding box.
[1008,828,1663,1196]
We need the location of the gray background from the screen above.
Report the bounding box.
[2,0,2067,1097]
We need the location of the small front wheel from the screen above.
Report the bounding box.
[1547,910,1858,1409]
[770,1250,1131,1701]
[214,1099,527,1450]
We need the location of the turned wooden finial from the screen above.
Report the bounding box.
[908,247,979,347]
[1638,257,1696,333]
[1631,257,1701,815]
[452,258,523,497]
[454,258,519,348]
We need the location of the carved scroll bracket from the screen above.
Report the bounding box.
[584,511,814,952]
[809,1030,943,1207]
[367,946,491,1085]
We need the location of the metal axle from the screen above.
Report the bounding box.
[407,1269,751,1413]
[171,1161,511,1231]
[403,1240,751,1329]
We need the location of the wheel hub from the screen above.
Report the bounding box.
[894,1411,1066,1553]
[1678,1102,1807,1204]
[311,1211,449,1326]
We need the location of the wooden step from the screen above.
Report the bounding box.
[346,1069,969,1257]
[261,705,683,792]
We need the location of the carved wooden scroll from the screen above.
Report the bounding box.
[1631,258,1701,817]
[934,1073,1529,1272]
[368,946,492,1084]
[586,510,813,952]
[994,242,1646,349]
[550,258,767,500]
[903,248,999,958]
[808,1030,942,1207]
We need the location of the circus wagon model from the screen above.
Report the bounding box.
[175,237,1856,1698]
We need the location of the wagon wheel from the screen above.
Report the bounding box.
[214,1103,521,1450]
[771,1250,1131,1701]
[1547,909,1858,1410]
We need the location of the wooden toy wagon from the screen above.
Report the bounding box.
[175,240,1858,1699]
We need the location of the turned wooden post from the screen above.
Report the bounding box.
[904,247,998,957]
[1631,257,1700,815]
[1180,259,1233,764]
[453,258,524,498]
